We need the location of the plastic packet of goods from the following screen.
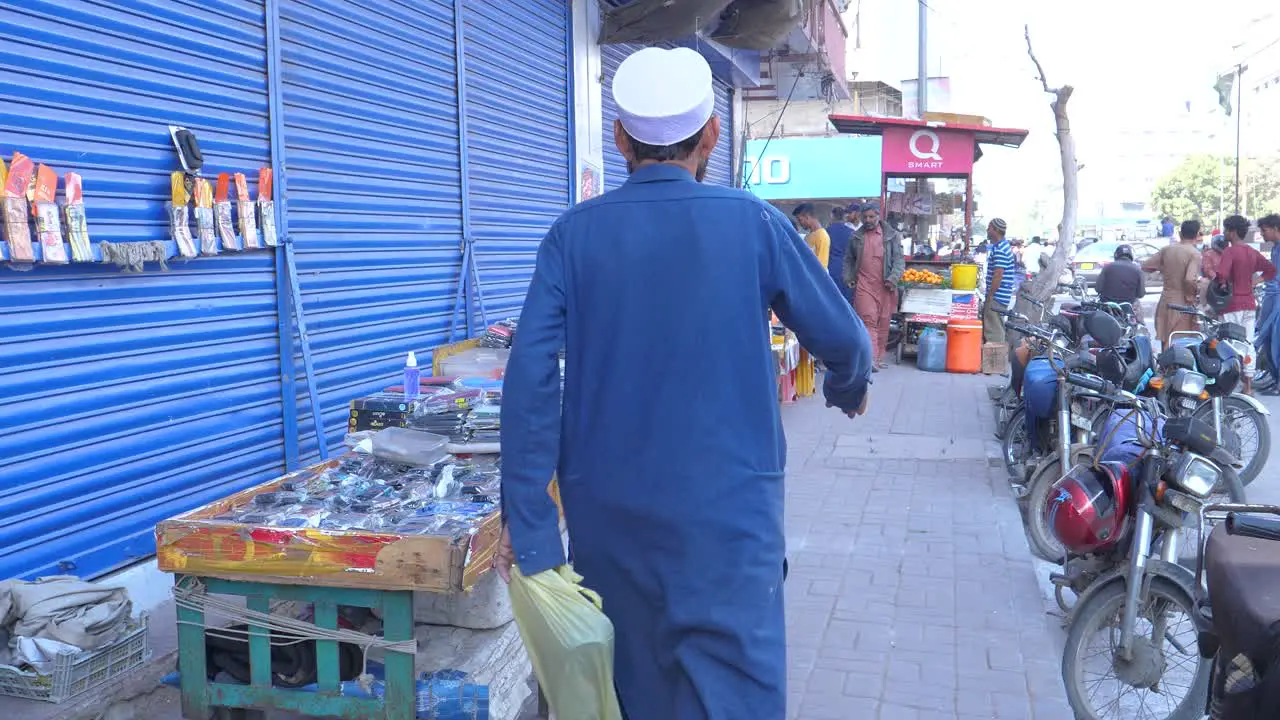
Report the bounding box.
[395,515,474,537]
[369,427,448,467]
[233,509,286,526]
[318,513,384,532]
[420,500,495,521]
[253,491,306,507]
[274,503,330,529]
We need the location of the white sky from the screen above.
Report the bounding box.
[854,0,1269,234]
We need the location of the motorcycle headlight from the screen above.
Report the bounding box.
[1170,369,1207,398]
[1170,452,1219,498]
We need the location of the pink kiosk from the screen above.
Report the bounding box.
[827,115,1029,369]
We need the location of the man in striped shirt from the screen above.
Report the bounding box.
[983,218,1016,343]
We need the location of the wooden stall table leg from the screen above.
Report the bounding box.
[381,589,416,720]
[312,599,341,694]
[176,576,211,720]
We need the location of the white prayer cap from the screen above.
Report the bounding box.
[612,47,715,146]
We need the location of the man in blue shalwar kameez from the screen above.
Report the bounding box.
[495,47,873,720]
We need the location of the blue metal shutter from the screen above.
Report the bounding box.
[703,78,735,187]
[600,42,635,192]
[276,0,464,461]
[601,43,737,191]
[0,0,281,580]
[463,0,571,320]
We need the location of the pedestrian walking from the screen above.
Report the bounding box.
[842,201,904,370]
[792,203,830,268]
[1254,214,1280,393]
[1256,214,1280,326]
[1214,214,1277,395]
[981,218,1016,343]
[494,46,873,720]
[825,204,856,301]
[1145,220,1205,348]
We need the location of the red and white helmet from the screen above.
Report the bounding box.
[1046,462,1133,555]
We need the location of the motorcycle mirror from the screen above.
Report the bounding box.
[1085,311,1124,347]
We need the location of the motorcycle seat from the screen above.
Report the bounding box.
[1207,524,1280,657]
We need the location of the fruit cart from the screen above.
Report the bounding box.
[896,266,951,364]
[896,262,981,364]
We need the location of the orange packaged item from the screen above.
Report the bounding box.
[235,172,259,248]
[32,164,68,264]
[3,152,35,262]
[214,172,238,251]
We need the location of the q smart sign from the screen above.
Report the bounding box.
[741,136,881,201]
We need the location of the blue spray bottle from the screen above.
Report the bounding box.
[403,351,420,401]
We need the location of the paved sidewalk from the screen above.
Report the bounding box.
[782,365,1072,719]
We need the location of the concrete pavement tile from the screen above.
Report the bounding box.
[783,370,1068,717]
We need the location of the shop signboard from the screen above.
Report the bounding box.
[881,126,975,175]
[741,136,881,200]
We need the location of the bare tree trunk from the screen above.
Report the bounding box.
[1013,26,1077,322]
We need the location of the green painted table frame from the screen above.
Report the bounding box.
[176,575,417,720]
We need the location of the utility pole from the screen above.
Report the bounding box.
[1235,62,1247,214]
[917,0,928,116]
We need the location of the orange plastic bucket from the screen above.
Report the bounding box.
[946,320,984,373]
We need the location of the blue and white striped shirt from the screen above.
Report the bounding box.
[986,239,1017,307]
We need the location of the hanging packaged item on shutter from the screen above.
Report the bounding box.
[193,177,217,255]
[169,171,197,258]
[257,168,277,247]
[32,164,68,264]
[214,173,238,251]
[63,173,93,262]
[235,172,259,249]
[3,152,35,262]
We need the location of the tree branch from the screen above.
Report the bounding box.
[1024,25,1054,94]
[1013,24,1079,310]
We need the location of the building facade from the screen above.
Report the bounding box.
[1237,12,1280,159]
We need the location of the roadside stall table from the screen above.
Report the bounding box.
[157,455,503,720]
[897,271,981,364]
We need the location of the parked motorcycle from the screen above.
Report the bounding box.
[1018,311,1147,561]
[1166,304,1270,485]
[1194,505,1280,718]
[1056,374,1247,719]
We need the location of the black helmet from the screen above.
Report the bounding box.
[1096,335,1156,393]
[1157,345,1197,372]
[1212,234,1228,251]
[1113,244,1134,261]
[1192,339,1242,396]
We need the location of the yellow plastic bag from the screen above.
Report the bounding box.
[508,565,623,720]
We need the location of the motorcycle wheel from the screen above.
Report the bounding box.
[1024,456,1067,562]
[1062,577,1210,720]
[1191,397,1270,486]
[1001,408,1031,481]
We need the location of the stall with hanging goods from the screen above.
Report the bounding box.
[827,114,1029,371]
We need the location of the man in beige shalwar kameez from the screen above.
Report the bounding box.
[1144,219,1204,348]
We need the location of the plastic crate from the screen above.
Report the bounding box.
[0,614,150,704]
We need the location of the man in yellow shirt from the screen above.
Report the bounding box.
[792,203,830,268]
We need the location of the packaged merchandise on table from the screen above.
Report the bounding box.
[438,347,510,379]
[464,403,501,444]
[155,428,506,592]
[478,318,518,349]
